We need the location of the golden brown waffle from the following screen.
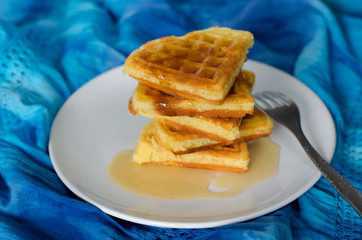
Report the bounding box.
[154,120,219,154]
[155,108,274,154]
[123,27,254,104]
[133,121,249,172]
[129,70,255,118]
[156,115,242,142]
[235,108,274,142]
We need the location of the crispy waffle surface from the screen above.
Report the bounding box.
[123,27,254,104]
[155,108,274,154]
[129,70,255,118]
[133,121,249,172]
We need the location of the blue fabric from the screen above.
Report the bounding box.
[0,0,361,239]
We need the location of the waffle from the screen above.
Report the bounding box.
[155,108,274,154]
[154,120,219,154]
[235,108,274,142]
[129,70,255,118]
[123,27,254,104]
[133,121,249,172]
[156,115,242,142]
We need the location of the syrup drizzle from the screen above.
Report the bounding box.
[107,137,280,200]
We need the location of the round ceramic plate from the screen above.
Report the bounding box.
[49,60,336,228]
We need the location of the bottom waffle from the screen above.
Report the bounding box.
[155,108,274,154]
[133,121,249,172]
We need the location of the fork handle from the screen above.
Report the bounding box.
[292,129,362,217]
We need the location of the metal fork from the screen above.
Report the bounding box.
[254,91,362,217]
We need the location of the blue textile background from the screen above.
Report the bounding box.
[0,0,361,239]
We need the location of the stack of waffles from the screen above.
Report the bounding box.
[123,27,273,172]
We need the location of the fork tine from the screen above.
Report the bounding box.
[263,92,279,107]
[255,91,293,109]
[273,92,294,106]
[262,92,283,108]
[254,94,274,109]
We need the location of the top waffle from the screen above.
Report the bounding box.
[123,27,254,104]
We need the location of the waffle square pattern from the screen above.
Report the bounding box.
[123,27,254,104]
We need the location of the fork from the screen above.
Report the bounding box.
[254,91,362,217]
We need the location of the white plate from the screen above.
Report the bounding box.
[49,60,336,229]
